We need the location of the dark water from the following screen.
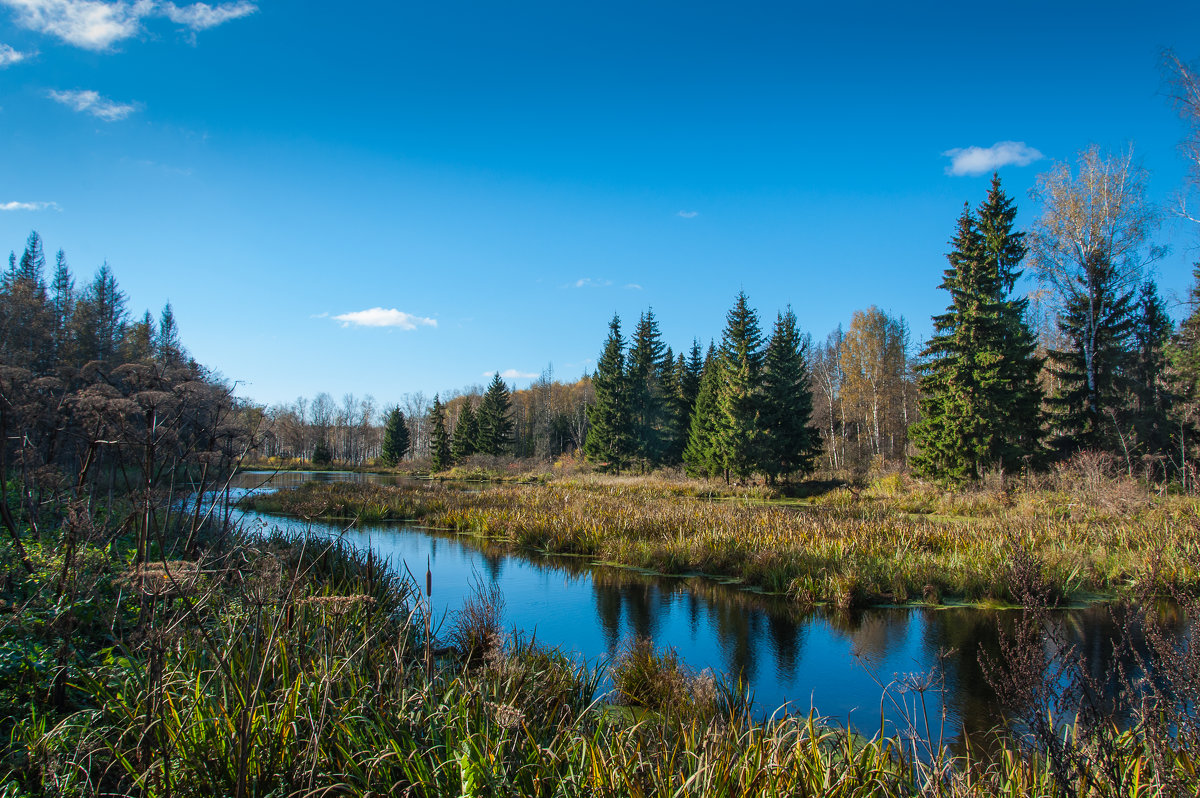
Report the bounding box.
[228,470,1184,742]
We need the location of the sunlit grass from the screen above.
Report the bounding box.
[242,477,1200,607]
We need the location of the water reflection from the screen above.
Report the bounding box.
[230,471,1191,742]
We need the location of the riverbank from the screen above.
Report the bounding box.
[8,513,1198,797]
[242,475,1200,607]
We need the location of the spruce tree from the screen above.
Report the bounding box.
[976,174,1044,469]
[760,307,820,482]
[476,373,514,456]
[380,407,410,466]
[1047,248,1137,455]
[49,249,74,366]
[1128,281,1173,456]
[627,309,668,471]
[911,177,1043,482]
[683,345,722,477]
[584,314,633,473]
[158,302,184,365]
[714,292,765,481]
[452,398,478,462]
[429,395,452,471]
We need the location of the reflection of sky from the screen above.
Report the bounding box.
[229,472,1180,742]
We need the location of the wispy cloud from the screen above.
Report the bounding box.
[48,88,138,120]
[942,141,1043,176]
[483,369,538,380]
[624,283,642,291]
[0,200,60,211]
[160,0,253,29]
[0,43,34,66]
[1,0,256,50]
[677,210,698,218]
[331,307,437,330]
[571,277,612,289]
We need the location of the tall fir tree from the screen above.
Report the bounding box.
[627,309,668,471]
[760,307,820,482]
[49,249,74,366]
[584,314,633,473]
[714,292,765,481]
[429,395,452,471]
[911,177,1043,482]
[380,408,410,466]
[683,345,722,477]
[476,373,515,456]
[1047,248,1137,455]
[1127,281,1173,456]
[73,262,128,364]
[452,398,479,462]
[976,174,1044,468]
[2,231,52,370]
[158,302,184,365]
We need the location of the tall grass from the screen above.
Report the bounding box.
[5,521,1199,797]
[243,477,1200,607]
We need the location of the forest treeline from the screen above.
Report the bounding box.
[219,55,1200,485]
[247,158,1199,486]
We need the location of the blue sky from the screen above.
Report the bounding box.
[1,0,1198,407]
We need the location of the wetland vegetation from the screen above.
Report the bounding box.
[241,470,1200,609]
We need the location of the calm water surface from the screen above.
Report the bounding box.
[227,470,1176,741]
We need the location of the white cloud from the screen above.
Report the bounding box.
[161,1,254,30]
[0,200,60,211]
[331,307,437,330]
[677,210,698,218]
[624,283,642,290]
[571,277,612,288]
[48,88,137,120]
[0,43,33,66]
[483,369,538,380]
[942,141,1043,176]
[1,0,143,50]
[1,0,256,50]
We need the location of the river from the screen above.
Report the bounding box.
[227,470,1179,743]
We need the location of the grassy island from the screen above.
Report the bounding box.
[240,473,1200,608]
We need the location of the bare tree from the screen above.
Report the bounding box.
[1165,50,1200,226]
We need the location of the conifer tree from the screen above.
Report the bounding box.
[380,407,410,466]
[760,307,820,482]
[49,249,74,365]
[1128,281,1173,456]
[476,373,514,456]
[429,395,452,471]
[2,231,52,370]
[911,177,1043,482]
[976,174,1044,467]
[74,262,128,364]
[627,309,668,470]
[158,302,184,365]
[584,314,633,473]
[714,292,765,481]
[683,345,722,477]
[1048,249,1137,454]
[452,398,478,462]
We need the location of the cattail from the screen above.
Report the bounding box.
[425,555,432,598]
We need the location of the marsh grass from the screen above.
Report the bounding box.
[244,474,1200,607]
[5,520,1200,797]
